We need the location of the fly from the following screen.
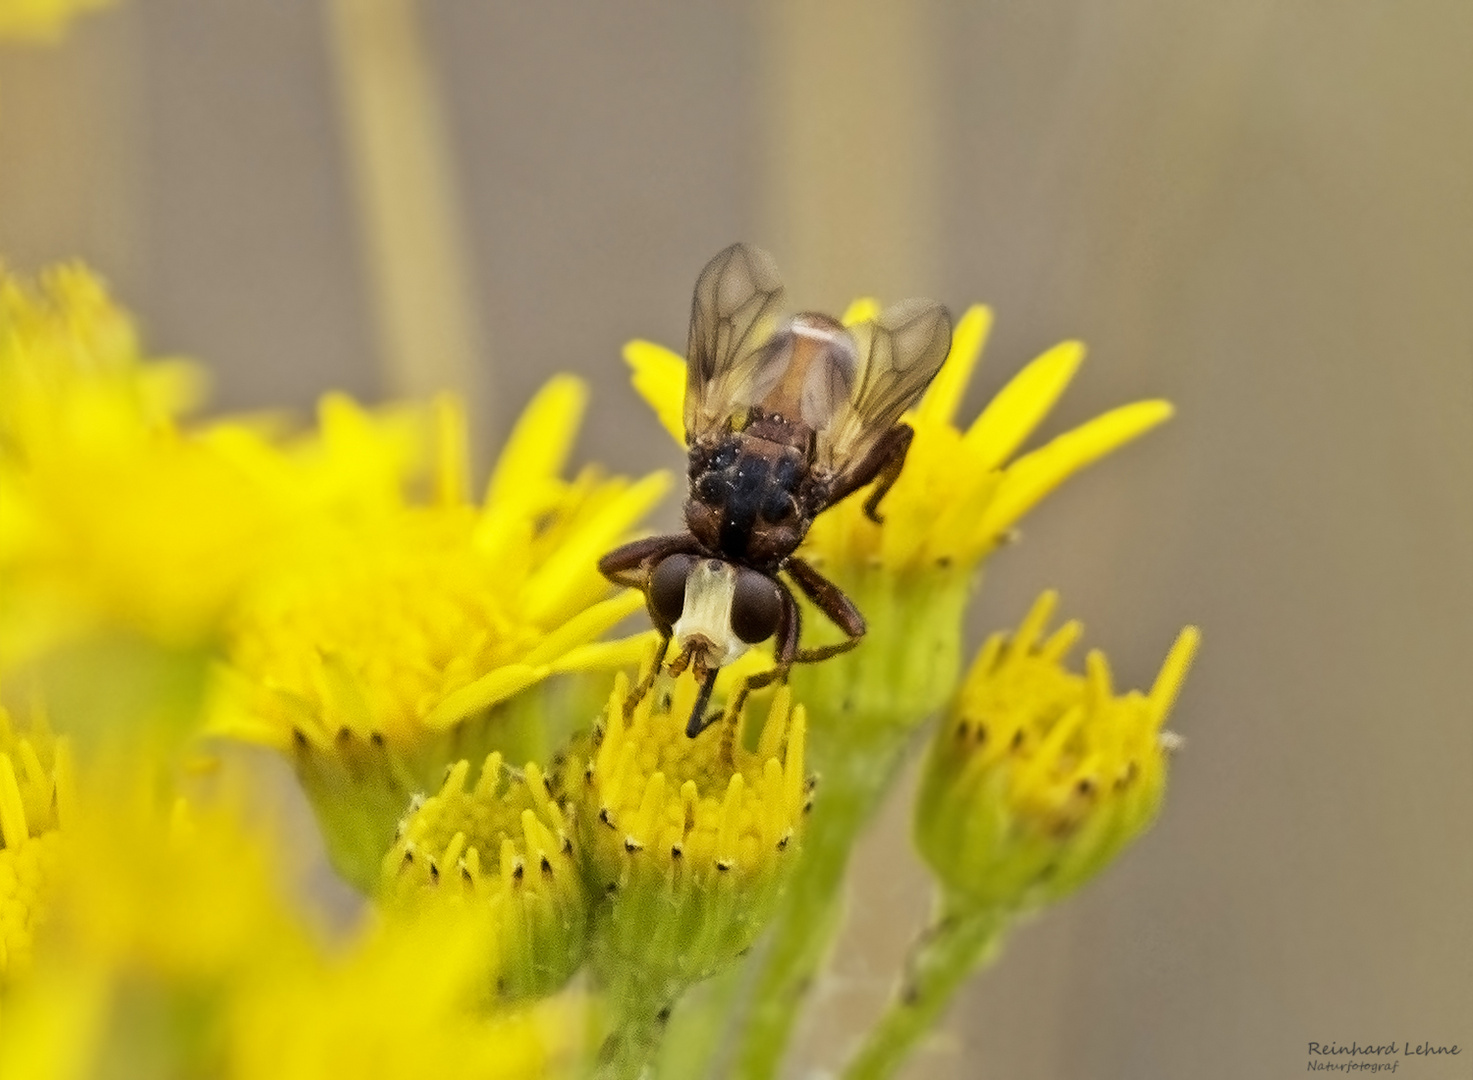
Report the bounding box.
[599,243,952,736]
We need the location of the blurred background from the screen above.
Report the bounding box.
[2,2,1469,1077]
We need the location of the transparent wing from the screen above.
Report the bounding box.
[684,243,787,441]
[820,298,952,467]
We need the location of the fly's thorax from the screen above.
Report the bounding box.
[672,559,750,670]
[685,433,812,563]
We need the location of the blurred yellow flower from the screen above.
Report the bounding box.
[0,266,434,669]
[210,381,668,890]
[915,590,1199,910]
[0,703,73,984]
[0,782,583,1079]
[0,265,279,662]
[226,914,586,1080]
[0,0,110,42]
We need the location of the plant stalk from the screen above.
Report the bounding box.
[841,902,1009,1080]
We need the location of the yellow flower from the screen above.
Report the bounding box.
[915,591,1199,911]
[0,703,73,985]
[380,752,588,1002]
[0,266,427,662]
[0,265,283,662]
[0,0,110,42]
[0,773,583,1079]
[838,594,1198,1080]
[211,379,669,891]
[575,666,807,1076]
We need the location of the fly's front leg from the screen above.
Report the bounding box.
[785,555,865,663]
[598,532,699,587]
[627,632,671,717]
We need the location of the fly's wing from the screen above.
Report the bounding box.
[819,298,952,468]
[684,243,787,442]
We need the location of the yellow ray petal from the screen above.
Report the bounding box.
[547,631,658,675]
[964,339,1085,469]
[975,399,1174,543]
[521,591,645,668]
[623,339,688,446]
[916,305,992,429]
[521,471,671,626]
[424,664,549,730]
[484,376,588,507]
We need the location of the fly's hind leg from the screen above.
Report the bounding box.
[860,424,914,524]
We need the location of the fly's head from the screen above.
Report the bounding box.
[646,554,783,680]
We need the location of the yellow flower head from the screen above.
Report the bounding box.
[0,265,293,661]
[0,774,582,1080]
[0,703,73,984]
[225,916,587,1080]
[380,753,587,1002]
[577,667,807,998]
[212,379,668,891]
[915,591,1199,911]
[0,0,110,43]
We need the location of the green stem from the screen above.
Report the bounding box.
[841,903,1009,1080]
[729,567,971,1080]
[728,754,889,1080]
[653,962,745,1080]
[595,975,681,1080]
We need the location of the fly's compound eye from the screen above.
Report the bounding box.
[649,554,696,631]
[730,568,783,644]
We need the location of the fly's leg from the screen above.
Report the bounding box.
[627,632,671,718]
[716,584,802,731]
[859,424,914,524]
[597,532,701,584]
[785,555,866,663]
[824,423,915,525]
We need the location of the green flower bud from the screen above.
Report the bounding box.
[915,591,1199,911]
[380,752,588,1002]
